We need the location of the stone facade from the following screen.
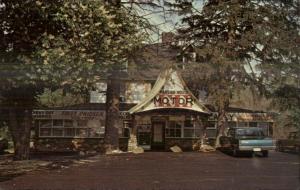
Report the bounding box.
[33,137,129,153]
[165,138,202,151]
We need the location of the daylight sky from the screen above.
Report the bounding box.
[128,0,204,43]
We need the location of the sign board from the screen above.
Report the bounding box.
[33,110,131,120]
[153,93,194,108]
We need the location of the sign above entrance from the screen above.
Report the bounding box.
[153,94,194,108]
[129,68,210,114]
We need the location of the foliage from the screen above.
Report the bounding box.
[0,0,150,159]
[272,85,300,129]
[180,0,298,100]
[0,0,149,95]
[174,0,299,138]
[37,88,86,107]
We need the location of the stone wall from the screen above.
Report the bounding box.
[33,137,129,153]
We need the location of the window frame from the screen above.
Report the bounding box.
[37,119,106,138]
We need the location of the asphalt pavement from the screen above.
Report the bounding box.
[0,151,299,190]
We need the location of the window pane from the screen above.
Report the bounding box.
[165,129,170,137]
[40,120,52,128]
[238,122,248,127]
[53,120,63,127]
[194,129,202,138]
[40,128,51,136]
[98,126,105,137]
[64,120,73,127]
[170,129,175,137]
[184,129,194,137]
[175,129,181,137]
[207,121,216,129]
[257,122,269,128]
[64,128,75,137]
[184,120,193,128]
[175,122,182,128]
[76,128,88,137]
[53,128,63,136]
[228,122,236,128]
[88,128,102,137]
[77,120,88,127]
[169,121,175,128]
[249,122,257,127]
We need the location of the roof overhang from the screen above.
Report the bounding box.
[129,68,210,114]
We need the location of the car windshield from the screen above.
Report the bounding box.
[236,128,264,137]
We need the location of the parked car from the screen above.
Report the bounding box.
[0,137,8,154]
[276,131,300,153]
[220,127,276,157]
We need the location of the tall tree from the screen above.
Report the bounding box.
[0,0,148,159]
[173,0,299,145]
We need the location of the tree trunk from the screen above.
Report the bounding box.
[103,0,122,153]
[215,100,229,148]
[8,108,32,160]
[104,72,121,153]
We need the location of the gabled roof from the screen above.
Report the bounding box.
[129,68,210,114]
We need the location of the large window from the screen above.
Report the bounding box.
[183,119,202,138]
[165,121,182,137]
[90,82,107,103]
[165,116,203,138]
[38,119,104,138]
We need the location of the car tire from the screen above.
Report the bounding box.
[246,151,253,157]
[262,150,269,157]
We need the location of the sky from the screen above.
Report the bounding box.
[127,0,204,43]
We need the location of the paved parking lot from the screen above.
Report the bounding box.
[0,151,299,190]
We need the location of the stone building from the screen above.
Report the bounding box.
[32,68,275,152]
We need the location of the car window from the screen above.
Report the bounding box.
[236,128,264,137]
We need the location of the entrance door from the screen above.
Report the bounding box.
[137,125,151,150]
[151,122,165,150]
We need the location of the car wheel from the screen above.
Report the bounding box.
[246,151,253,157]
[262,150,269,157]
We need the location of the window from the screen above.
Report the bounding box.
[257,122,270,136]
[165,116,203,138]
[166,121,182,137]
[236,128,264,137]
[184,118,202,138]
[237,122,248,127]
[125,82,151,103]
[249,122,257,127]
[206,121,216,129]
[228,121,237,128]
[38,119,105,138]
[90,82,107,103]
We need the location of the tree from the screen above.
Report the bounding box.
[0,0,148,160]
[173,0,299,146]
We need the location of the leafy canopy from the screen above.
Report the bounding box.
[176,0,299,110]
[0,0,149,96]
